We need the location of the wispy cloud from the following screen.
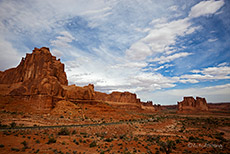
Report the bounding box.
[150,52,193,64]
[181,65,230,80]
[189,0,225,18]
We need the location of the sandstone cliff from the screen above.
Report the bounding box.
[178,96,208,112]
[141,101,162,111]
[0,47,67,97]
[0,47,147,113]
[95,91,141,104]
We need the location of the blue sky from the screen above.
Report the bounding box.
[0,0,229,105]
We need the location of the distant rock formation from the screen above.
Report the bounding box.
[141,101,162,111]
[178,96,208,112]
[0,47,156,113]
[95,91,141,104]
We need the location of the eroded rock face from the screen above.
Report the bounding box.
[95,91,141,104]
[141,101,162,111]
[0,47,147,112]
[0,47,67,97]
[178,96,208,112]
[64,84,95,100]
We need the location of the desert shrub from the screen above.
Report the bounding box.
[73,139,79,145]
[104,138,113,142]
[80,132,87,135]
[100,150,105,154]
[158,140,176,154]
[175,139,181,144]
[0,144,4,148]
[60,115,64,118]
[0,123,8,128]
[10,122,16,128]
[11,147,20,152]
[21,141,28,147]
[134,136,138,141]
[215,134,226,142]
[35,149,40,153]
[21,140,29,151]
[119,134,126,139]
[89,140,97,147]
[58,127,70,135]
[72,130,77,135]
[47,137,56,144]
[35,139,40,144]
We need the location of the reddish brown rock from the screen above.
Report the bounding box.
[95,91,141,104]
[0,47,68,85]
[178,96,208,112]
[0,47,148,113]
[63,84,95,100]
[109,91,140,104]
[141,101,162,111]
[0,47,67,97]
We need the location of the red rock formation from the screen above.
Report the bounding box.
[0,47,67,85]
[0,47,147,112]
[95,91,141,104]
[63,84,95,100]
[141,101,161,111]
[0,47,68,97]
[178,96,208,112]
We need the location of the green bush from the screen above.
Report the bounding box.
[10,122,16,128]
[35,139,40,144]
[11,147,20,152]
[158,140,176,154]
[89,141,97,147]
[21,141,28,147]
[104,138,113,142]
[72,130,77,135]
[47,137,56,144]
[58,128,70,135]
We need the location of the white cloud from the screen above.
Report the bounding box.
[50,31,75,48]
[151,52,192,64]
[168,5,178,11]
[125,0,225,62]
[125,17,195,61]
[189,0,224,18]
[126,42,152,60]
[208,38,218,42]
[0,37,24,70]
[181,65,230,81]
[130,72,178,92]
[112,62,147,69]
[179,79,199,84]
